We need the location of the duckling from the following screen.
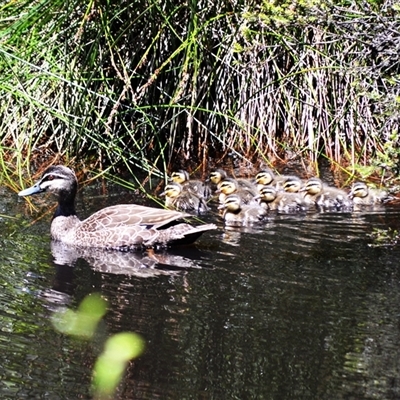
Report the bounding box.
[209,169,257,192]
[18,165,216,250]
[349,181,390,205]
[170,169,211,199]
[216,178,258,205]
[282,176,304,193]
[208,169,229,187]
[218,194,267,225]
[160,182,209,213]
[256,186,308,212]
[301,177,352,208]
[255,168,299,190]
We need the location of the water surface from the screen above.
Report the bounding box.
[1,182,400,399]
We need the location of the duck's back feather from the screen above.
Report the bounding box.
[78,204,190,231]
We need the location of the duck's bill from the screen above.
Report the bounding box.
[18,183,44,197]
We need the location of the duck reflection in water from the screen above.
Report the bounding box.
[50,240,210,277]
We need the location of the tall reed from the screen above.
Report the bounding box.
[0,0,398,182]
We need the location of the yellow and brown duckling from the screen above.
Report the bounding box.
[18,165,216,250]
[216,178,258,205]
[218,194,267,225]
[349,181,391,206]
[170,169,211,199]
[209,169,257,192]
[208,169,229,187]
[255,168,300,191]
[161,182,209,214]
[281,175,304,193]
[300,177,352,208]
[256,186,309,212]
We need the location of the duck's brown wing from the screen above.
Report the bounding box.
[80,204,190,232]
[73,221,216,249]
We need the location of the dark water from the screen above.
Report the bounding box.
[2,181,400,399]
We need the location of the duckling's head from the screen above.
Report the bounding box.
[255,169,274,186]
[216,178,238,195]
[282,176,303,193]
[349,182,368,199]
[160,182,183,199]
[208,169,227,185]
[301,177,323,195]
[18,165,78,199]
[218,194,242,213]
[170,170,190,184]
[256,186,277,202]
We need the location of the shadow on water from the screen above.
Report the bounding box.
[2,182,400,399]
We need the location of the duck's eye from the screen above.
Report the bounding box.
[47,175,55,181]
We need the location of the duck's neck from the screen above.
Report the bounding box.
[53,190,77,219]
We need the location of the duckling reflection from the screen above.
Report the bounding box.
[51,241,207,277]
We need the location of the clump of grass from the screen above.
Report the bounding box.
[0,0,399,184]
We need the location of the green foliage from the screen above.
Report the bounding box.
[51,293,107,339]
[51,293,145,399]
[0,0,399,177]
[92,332,145,399]
[368,227,400,247]
[244,0,323,29]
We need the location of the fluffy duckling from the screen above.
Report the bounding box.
[349,181,390,205]
[216,178,258,205]
[209,169,229,186]
[170,169,211,199]
[209,169,257,192]
[301,177,352,208]
[256,186,308,212]
[281,176,304,193]
[255,168,299,190]
[218,194,267,225]
[161,182,209,213]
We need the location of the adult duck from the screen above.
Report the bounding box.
[18,166,216,250]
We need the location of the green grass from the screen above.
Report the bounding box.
[0,0,399,187]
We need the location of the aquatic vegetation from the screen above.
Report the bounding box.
[368,227,400,247]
